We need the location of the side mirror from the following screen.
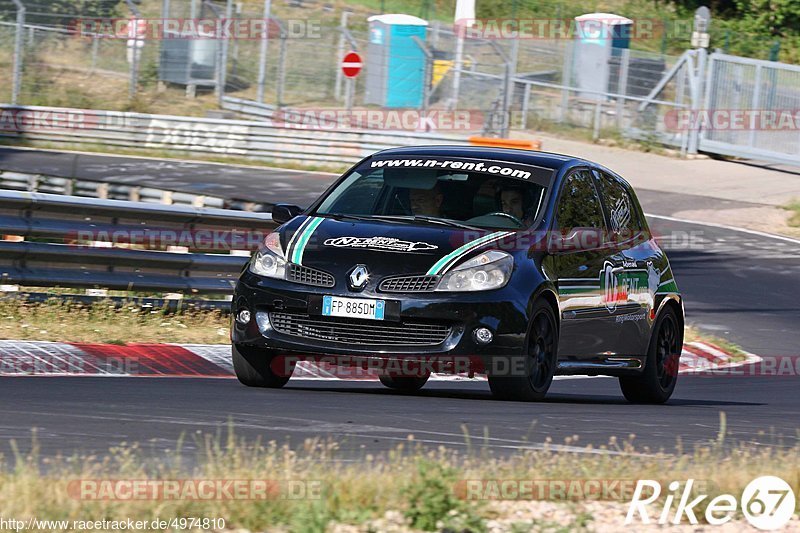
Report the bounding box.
[271,203,303,225]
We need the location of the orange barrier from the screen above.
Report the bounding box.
[468,136,542,150]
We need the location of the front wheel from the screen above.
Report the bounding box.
[619,306,682,404]
[488,300,558,401]
[232,344,293,388]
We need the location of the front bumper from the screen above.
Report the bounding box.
[231,271,530,358]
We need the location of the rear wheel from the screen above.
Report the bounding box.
[488,300,558,401]
[232,344,293,388]
[379,373,430,391]
[619,306,682,404]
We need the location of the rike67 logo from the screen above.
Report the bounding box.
[626,476,796,530]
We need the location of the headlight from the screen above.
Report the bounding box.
[249,232,287,279]
[435,251,513,292]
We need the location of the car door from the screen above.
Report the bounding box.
[551,169,617,358]
[593,169,657,356]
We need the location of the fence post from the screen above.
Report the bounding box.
[129,23,140,100]
[412,36,433,128]
[218,0,233,106]
[559,41,573,123]
[749,64,762,150]
[256,0,272,103]
[90,34,99,72]
[520,83,530,129]
[500,38,519,137]
[125,0,142,101]
[688,48,707,154]
[616,48,630,130]
[593,100,602,141]
[11,0,25,105]
[334,11,350,102]
[276,31,287,108]
[450,28,465,110]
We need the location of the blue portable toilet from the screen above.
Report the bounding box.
[365,14,428,108]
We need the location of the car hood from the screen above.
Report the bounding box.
[279,215,516,278]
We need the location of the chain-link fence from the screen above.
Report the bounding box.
[1,0,799,166]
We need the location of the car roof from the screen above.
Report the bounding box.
[373,145,589,171]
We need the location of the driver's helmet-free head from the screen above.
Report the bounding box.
[498,185,534,222]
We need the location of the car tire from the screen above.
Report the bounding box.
[488,299,558,401]
[619,306,682,404]
[231,343,293,388]
[378,373,430,391]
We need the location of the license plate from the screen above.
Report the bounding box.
[322,295,385,321]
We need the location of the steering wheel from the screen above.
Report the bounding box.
[483,211,524,227]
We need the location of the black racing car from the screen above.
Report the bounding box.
[231,146,683,403]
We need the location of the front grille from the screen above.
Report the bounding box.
[379,275,438,293]
[268,312,451,346]
[286,263,335,287]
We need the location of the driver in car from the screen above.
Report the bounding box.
[499,186,536,226]
[409,185,444,217]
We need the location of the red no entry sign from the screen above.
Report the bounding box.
[341,51,362,78]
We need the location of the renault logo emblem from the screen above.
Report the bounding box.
[349,265,369,290]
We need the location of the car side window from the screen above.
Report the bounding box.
[556,170,606,234]
[322,171,384,215]
[596,171,643,236]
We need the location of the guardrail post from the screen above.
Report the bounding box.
[11,0,25,105]
[256,0,272,103]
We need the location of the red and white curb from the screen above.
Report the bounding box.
[0,340,759,379]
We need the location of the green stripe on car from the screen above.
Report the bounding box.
[426,231,511,276]
[291,217,325,265]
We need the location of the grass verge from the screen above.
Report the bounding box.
[0,421,798,532]
[0,298,745,359]
[0,298,229,345]
[684,325,748,360]
[784,199,800,227]
[0,300,751,361]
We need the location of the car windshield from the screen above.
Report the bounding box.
[315,156,551,230]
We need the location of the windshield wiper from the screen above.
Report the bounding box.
[321,213,377,222]
[321,213,482,231]
[373,215,482,231]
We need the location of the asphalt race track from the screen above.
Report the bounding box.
[0,148,798,459]
[0,375,796,460]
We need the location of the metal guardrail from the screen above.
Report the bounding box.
[0,190,276,294]
[0,104,466,165]
[0,170,227,209]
